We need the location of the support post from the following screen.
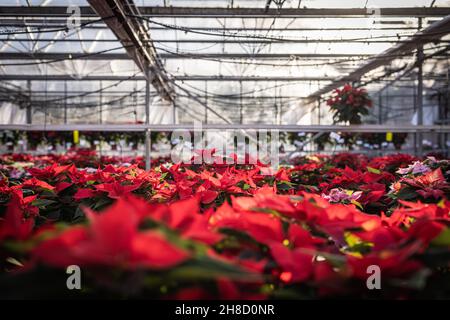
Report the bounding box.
[278,94,282,125]
[205,81,208,124]
[145,68,151,171]
[446,67,450,157]
[413,80,418,155]
[317,98,321,125]
[99,80,103,124]
[239,80,243,124]
[26,80,32,124]
[417,17,424,157]
[173,100,177,124]
[378,93,383,124]
[63,81,67,124]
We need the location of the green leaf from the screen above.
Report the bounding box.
[32,198,57,208]
[73,206,86,220]
[432,228,450,246]
[367,166,381,174]
[344,231,373,255]
[395,187,418,200]
[40,190,56,196]
[276,181,295,191]
[92,197,112,211]
[351,200,364,210]
[299,184,319,193]
[344,232,361,247]
[389,269,431,290]
[160,172,168,180]
[270,288,313,300]
[166,256,261,282]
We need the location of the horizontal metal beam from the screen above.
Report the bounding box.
[3,38,449,44]
[130,7,450,18]
[2,91,308,100]
[0,52,375,60]
[0,74,335,82]
[0,124,448,133]
[0,21,422,31]
[3,74,438,82]
[0,7,449,18]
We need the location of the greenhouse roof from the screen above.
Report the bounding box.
[0,0,449,125]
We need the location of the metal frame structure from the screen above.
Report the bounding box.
[0,1,450,163]
[1,6,449,18]
[87,0,174,101]
[0,124,448,133]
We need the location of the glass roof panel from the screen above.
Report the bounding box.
[0,0,449,125]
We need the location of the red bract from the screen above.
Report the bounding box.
[28,164,75,180]
[211,201,284,245]
[368,154,417,173]
[144,196,221,245]
[331,153,368,170]
[387,200,450,227]
[55,181,73,193]
[22,177,55,191]
[32,197,189,269]
[347,242,424,279]
[0,191,35,241]
[406,219,447,245]
[398,168,449,200]
[232,187,296,216]
[269,223,326,284]
[198,188,219,204]
[269,243,314,283]
[94,181,142,199]
[298,193,382,236]
[359,184,386,205]
[73,188,98,200]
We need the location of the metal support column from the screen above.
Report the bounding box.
[173,100,177,124]
[417,17,424,157]
[239,80,243,124]
[317,98,321,125]
[205,81,208,124]
[99,81,103,124]
[446,67,450,157]
[63,81,67,124]
[378,92,383,124]
[278,92,282,125]
[26,80,32,124]
[145,68,151,171]
[413,79,418,155]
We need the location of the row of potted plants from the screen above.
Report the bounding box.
[0,150,449,299]
[0,131,170,151]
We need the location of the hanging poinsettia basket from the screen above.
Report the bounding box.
[327,84,372,125]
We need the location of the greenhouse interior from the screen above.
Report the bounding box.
[0,0,450,301]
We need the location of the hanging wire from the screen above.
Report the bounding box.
[130,15,450,43]
[0,17,113,36]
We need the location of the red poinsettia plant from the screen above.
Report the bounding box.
[327,84,373,124]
